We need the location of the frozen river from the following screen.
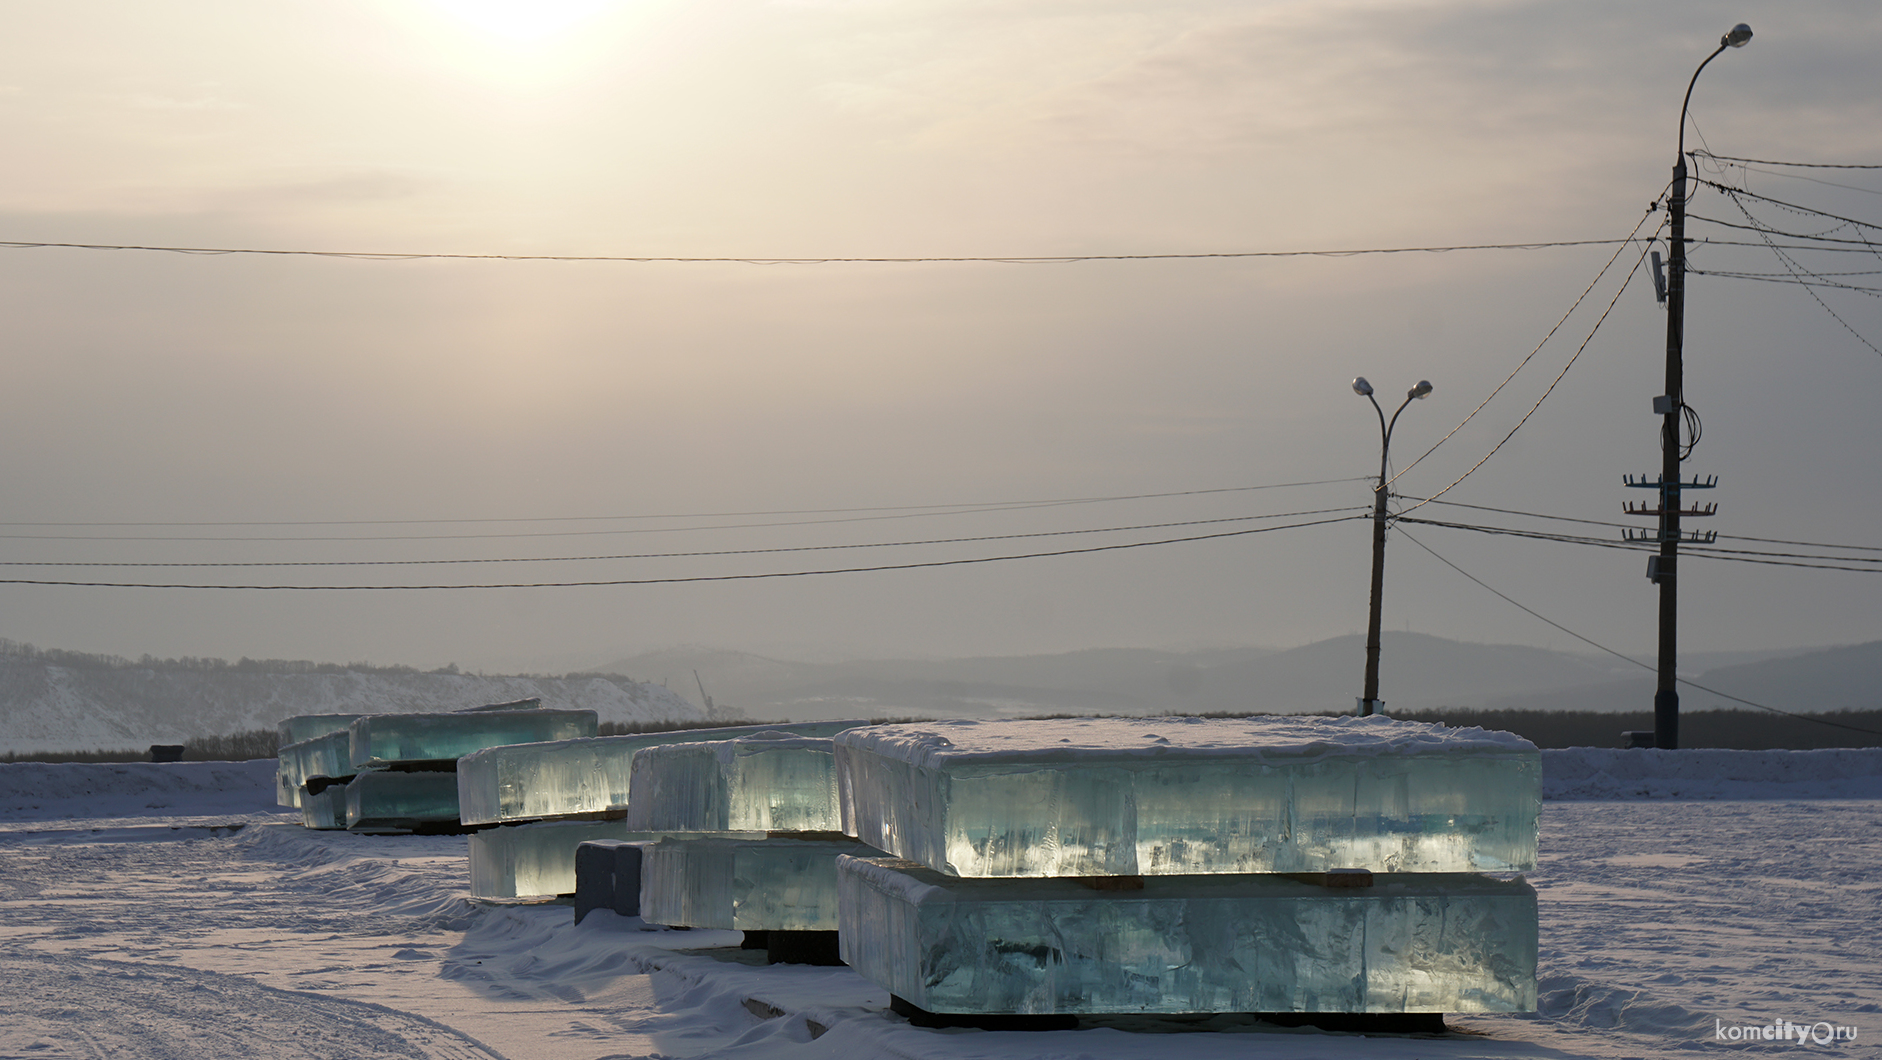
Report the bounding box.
[0,760,1875,1059]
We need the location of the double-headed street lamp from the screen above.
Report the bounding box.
[1353,376,1432,717]
[1649,23,1752,750]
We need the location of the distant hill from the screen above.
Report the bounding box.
[597,634,1874,722]
[0,642,718,755]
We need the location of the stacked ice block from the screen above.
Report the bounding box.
[349,708,595,769]
[344,769,462,831]
[275,717,362,809]
[833,716,1540,1016]
[629,730,883,939]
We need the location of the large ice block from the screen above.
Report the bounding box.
[299,779,348,829]
[838,855,1537,1015]
[639,836,885,931]
[465,820,755,898]
[457,721,866,826]
[837,716,1540,876]
[344,770,461,831]
[350,708,596,769]
[625,732,840,833]
[277,729,355,808]
[278,713,364,748]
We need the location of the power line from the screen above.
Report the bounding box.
[0,505,1368,568]
[0,481,1370,530]
[0,237,1638,266]
[0,513,1365,589]
[1396,527,1882,737]
[1694,178,1882,233]
[1715,188,1882,357]
[1690,152,1882,170]
[1417,497,1882,554]
[1394,235,1655,517]
[1386,208,1665,488]
[1400,516,1882,574]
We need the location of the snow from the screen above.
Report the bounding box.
[836,715,1537,769]
[1,751,1876,1058]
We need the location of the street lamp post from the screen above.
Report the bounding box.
[1353,376,1432,717]
[1653,23,1751,750]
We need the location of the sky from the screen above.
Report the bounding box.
[1,0,1879,675]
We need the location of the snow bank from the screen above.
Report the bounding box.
[1541,747,1882,800]
[0,759,281,822]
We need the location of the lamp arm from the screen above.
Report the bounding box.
[1677,42,1729,163]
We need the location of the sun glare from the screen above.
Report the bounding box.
[428,0,615,44]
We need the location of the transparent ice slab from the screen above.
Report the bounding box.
[277,730,355,808]
[350,709,596,769]
[299,781,348,830]
[278,713,364,748]
[466,821,760,898]
[625,733,841,833]
[639,836,886,932]
[837,856,1538,1015]
[457,721,866,826]
[344,770,461,831]
[837,716,1540,876]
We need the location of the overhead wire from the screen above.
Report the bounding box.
[1396,527,1882,736]
[0,513,1367,590]
[0,505,1370,569]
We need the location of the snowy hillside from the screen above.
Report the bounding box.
[0,650,720,754]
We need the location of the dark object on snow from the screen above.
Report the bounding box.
[574,840,643,924]
[1624,731,1656,749]
[765,930,842,966]
[148,744,185,763]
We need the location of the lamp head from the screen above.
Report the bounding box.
[1724,23,1752,48]
[1409,380,1434,399]
[1352,377,1374,397]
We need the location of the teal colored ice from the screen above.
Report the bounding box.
[457,721,865,826]
[465,819,739,898]
[837,855,1538,1015]
[276,729,354,809]
[837,716,1540,876]
[624,732,841,833]
[343,770,460,830]
[638,836,886,932]
[349,708,596,769]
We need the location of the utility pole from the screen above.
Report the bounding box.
[1630,24,1750,751]
[1352,376,1432,717]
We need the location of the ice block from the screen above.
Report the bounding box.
[837,716,1539,876]
[344,770,462,831]
[837,855,1538,1015]
[465,820,753,898]
[299,779,348,830]
[349,708,596,769]
[625,732,840,833]
[638,836,885,931]
[278,713,365,748]
[277,730,355,808]
[457,721,866,826]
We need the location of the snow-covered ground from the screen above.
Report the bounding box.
[1,752,1875,1059]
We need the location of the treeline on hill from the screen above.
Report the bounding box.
[0,637,473,676]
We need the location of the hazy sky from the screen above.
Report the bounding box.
[2,0,1879,675]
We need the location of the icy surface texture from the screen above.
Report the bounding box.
[457,721,865,826]
[349,709,596,769]
[639,836,886,931]
[277,713,364,748]
[276,730,354,808]
[299,783,347,829]
[343,770,461,830]
[624,733,840,833]
[466,820,710,898]
[837,856,1537,1015]
[837,716,1539,876]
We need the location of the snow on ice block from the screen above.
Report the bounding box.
[639,836,886,932]
[837,856,1538,1015]
[836,716,1539,877]
[466,820,747,898]
[277,729,354,808]
[343,770,461,831]
[349,709,596,769]
[624,732,842,833]
[456,721,866,826]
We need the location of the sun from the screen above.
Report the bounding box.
[426,0,616,45]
